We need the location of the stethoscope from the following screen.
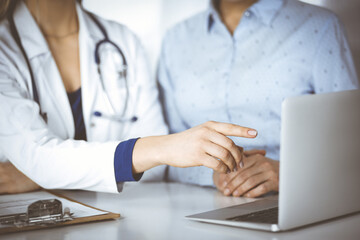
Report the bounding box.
[7,7,138,124]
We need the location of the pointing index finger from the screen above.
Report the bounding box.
[207,121,257,138]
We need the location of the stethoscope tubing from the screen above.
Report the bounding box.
[8,5,136,124]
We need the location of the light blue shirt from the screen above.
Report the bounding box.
[158,0,359,186]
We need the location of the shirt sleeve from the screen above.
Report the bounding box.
[0,61,120,193]
[312,16,359,92]
[114,138,143,182]
[114,27,168,182]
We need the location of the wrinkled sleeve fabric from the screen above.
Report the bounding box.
[113,26,169,182]
[0,61,120,193]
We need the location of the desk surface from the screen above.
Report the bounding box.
[1,182,359,240]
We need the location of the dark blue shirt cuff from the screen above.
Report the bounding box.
[114,138,143,182]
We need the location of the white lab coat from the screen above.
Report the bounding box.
[0,2,168,193]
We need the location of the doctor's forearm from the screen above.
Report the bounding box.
[131,121,257,174]
[132,136,168,174]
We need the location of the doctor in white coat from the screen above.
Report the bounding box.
[0,0,258,194]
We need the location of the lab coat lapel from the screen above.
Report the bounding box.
[77,6,103,141]
[13,2,75,139]
[40,53,75,139]
[12,2,47,59]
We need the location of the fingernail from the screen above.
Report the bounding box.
[224,189,230,195]
[248,130,257,136]
[240,161,244,168]
[222,181,227,188]
[233,166,237,172]
[233,190,239,196]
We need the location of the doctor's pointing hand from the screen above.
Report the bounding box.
[0,0,257,194]
[132,121,257,174]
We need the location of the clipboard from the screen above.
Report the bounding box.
[0,190,120,234]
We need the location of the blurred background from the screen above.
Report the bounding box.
[84,0,360,82]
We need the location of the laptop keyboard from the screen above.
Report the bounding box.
[227,207,278,224]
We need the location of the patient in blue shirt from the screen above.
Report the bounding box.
[158,0,359,197]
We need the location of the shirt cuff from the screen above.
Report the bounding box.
[114,138,143,182]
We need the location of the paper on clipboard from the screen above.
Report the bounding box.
[0,191,107,218]
[0,191,120,233]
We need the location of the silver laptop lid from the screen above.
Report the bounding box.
[279,90,360,230]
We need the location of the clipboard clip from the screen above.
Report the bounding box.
[0,199,73,228]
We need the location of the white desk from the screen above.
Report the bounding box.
[1,182,359,240]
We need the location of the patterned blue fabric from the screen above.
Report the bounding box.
[159,0,359,186]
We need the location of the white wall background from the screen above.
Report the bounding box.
[84,0,360,81]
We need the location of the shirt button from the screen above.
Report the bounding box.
[244,11,251,17]
[90,123,96,127]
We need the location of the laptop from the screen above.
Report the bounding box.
[186,90,360,232]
